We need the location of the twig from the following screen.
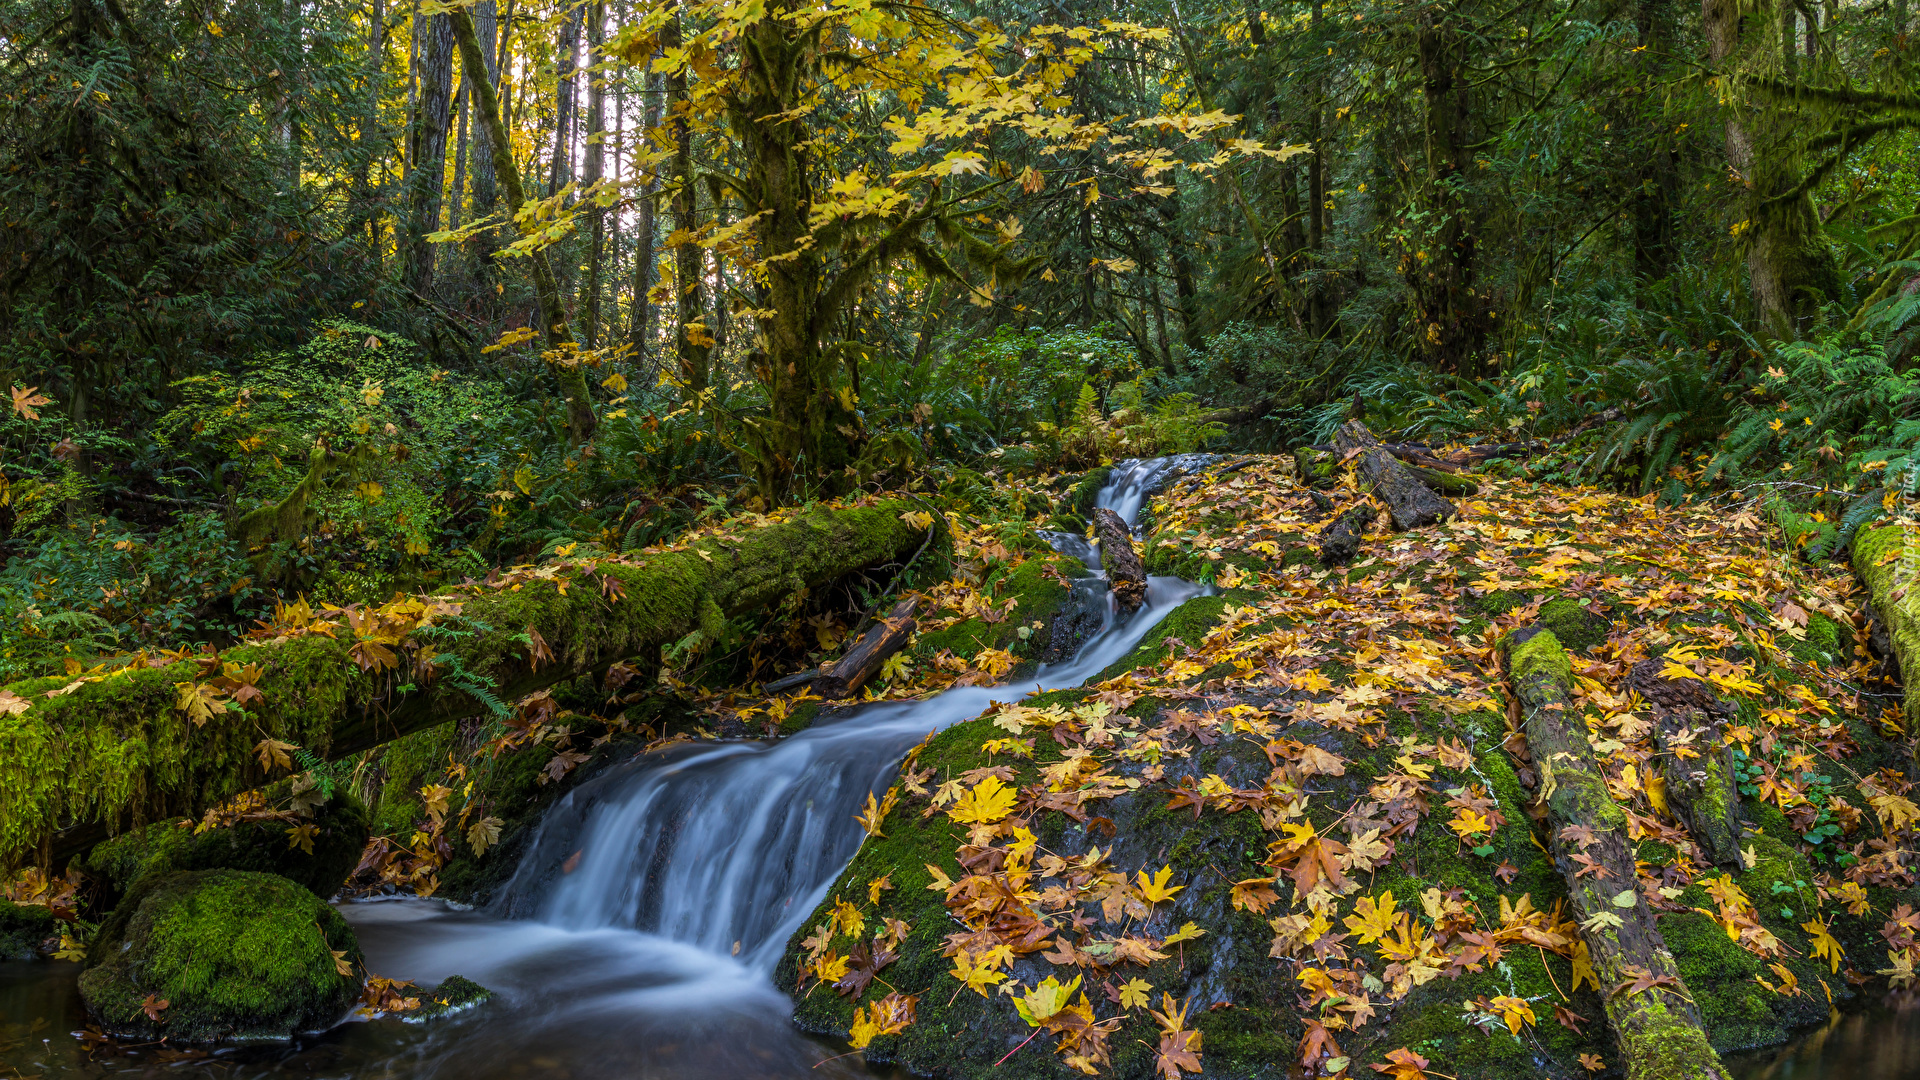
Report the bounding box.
[992,1026,1044,1066]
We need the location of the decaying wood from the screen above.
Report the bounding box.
[1317,504,1375,567]
[1402,462,1480,498]
[1853,522,1920,721]
[1331,421,1457,531]
[1629,657,1742,867]
[1505,627,1730,1080]
[813,598,920,699]
[1091,507,1147,612]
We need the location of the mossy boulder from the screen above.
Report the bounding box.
[0,899,57,958]
[86,789,371,902]
[78,869,363,1042]
[1536,596,1610,653]
[407,974,494,1022]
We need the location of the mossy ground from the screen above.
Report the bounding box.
[85,788,369,902]
[777,458,1915,1080]
[0,900,56,959]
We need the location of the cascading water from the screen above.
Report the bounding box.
[0,459,1208,1080]
[492,457,1207,968]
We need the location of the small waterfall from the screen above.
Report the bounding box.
[494,458,1207,969]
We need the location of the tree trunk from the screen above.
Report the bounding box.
[547,1,583,196]
[1331,421,1456,530]
[467,0,500,276]
[403,13,455,294]
[665,14,710,397]
[3,500,934,871]
[1156,190,1203,352]
[633,70,662,364]
[1701,0,1842,335]
[451,9,596,444]
[1629,659,1745,869]
[583,0,606,349]
[1092,508,1146,613]
[1317,504,1375,566]
[1504,628,1731,1080]
[449,78,469,232]
[1853,522,1920,724]
[1407,0,1487,375]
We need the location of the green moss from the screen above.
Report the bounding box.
[406,974,493,1022]
[1538,596,1610,653]
[0,899,56,959]
[1068,468,1114,517]
[85,790,370,902]
[78,869,362,1042]
[911,554,1077,664]
[1506,629,1572,685]
[1790,612,1844,667]
[370,723,458,837]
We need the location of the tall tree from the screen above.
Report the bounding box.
[403,12,456,293]
[450,8,599,445]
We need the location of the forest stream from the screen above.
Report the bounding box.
[1,462,1207,1079]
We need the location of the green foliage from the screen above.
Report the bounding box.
[1034,379,1226,468]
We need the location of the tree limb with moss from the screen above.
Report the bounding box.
[0,500,932,870]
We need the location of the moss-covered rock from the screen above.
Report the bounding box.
[406,974,493,1022]
[78,869,362,1042]
[85,789,371,902]
[0,899,57,959]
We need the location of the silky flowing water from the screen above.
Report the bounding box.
[0,460,1208,1079]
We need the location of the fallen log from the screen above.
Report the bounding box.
[1331,421,1457,531]
[1853,522,1920,724]
[1504,627,1730,1080]
[1402,462,1480,498]
[1091,508,1147,612]
[1628,659,1744,869]
[814,598,920,699]
[1,501,932,869]
[1317,504,1375,567]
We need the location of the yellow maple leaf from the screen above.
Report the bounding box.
[254,737,297,773]
[948,775,1017,824]
[1344,891,1399,944]
[867,873,894,906]
[1449,808,1493,840]
[1135,865,1184,904]
[1489,994,1536,1034]
[1165,921,1207,944]
[949,949,1007,997]
[1118,977,1152,1009]
[1803,917,1844,973]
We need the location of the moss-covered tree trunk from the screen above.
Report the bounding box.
[1,500,930,870]
[450,9,597,446]
[1701,0,1842,336]
[1505,627,1731,1080]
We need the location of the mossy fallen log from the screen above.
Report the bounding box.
[1332,421,1456,530]
[1505,627,1731,1080]
[0,501,931,870]
[1852,521,1920,723]
[1091,507,1146,612]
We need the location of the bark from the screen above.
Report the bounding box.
[449,79,469,231]
[467,0,500,273]
[1504,629,1731,1080]
[451,9,597,445]
[547,1,583,196]
[1407,0,1489,374]
[1629,658,1745,869]
[665,14,710,397]
[1701,0,1842,335]
[403,13,455,294]
[1317,504,1375,567]
[3,501,934,870]
[1633,0,1677,283]
[1331,421,1456,530]
[632,70,662,363]
[583,0,606,348]
[1092,508,1146,613]
[814,598,920,699]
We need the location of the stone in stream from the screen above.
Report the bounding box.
[0,899,57,959]
[79,869,364,1042]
